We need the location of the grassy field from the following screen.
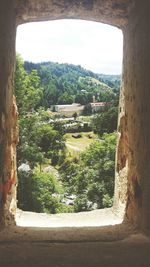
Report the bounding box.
[65,132,96,157]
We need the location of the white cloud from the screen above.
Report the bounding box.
[16,19,123,74]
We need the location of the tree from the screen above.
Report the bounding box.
[17,110,66,168]
[59,132,117,211]
[23,69,43,112]
[14,54,43,115]
[17,168,63,213]
[82,103,92,115]
[75,93,88,105]
[14,54,27,114]
[23,60,120,108]
[35,123,66,165]
[80,132,117,208]
[72,112,77,120]
[92,107,118,136]
[57,92,74,104]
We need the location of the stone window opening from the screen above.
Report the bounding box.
[14,19,125,229]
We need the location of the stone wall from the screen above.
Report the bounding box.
[15,0,134,28]
[0,0,150,232]
[0,1,17,226]
[123,1,150,231]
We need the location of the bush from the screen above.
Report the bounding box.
[92,107,118,136]
[17,168,62,213]
[74,194,92,212]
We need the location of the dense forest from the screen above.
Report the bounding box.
[15,54,120,214]
[24,60,120,107]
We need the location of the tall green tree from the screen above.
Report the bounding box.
[14,54,27,113]
[14,54,43,115]
[92,106,118,136]
[17,110,66,168]
[17,168,63,213]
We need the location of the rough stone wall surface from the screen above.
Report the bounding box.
[15,0,134,28]
[113,86,128,218]
[3,96,18,226]
[114,0,150,232]
[122,1,150,231]
[0,0,17,226]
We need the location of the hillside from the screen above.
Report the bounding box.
[24,61,120,107]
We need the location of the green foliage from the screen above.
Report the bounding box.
[17,168,74,213]
[57,92,74,104]
[72,112,78,120]
[92,106,118,136]
[15,54,43,115]
[17,170,33,211]
[14,54,27,113]
[59,158,80,193]
[17,113,44,168]
[17,110,66,168]
[74,194,92,212]
[82,104,92,115]
[18,169,59,213]
[59,132,117,210]
[35,124,65,155]
[15,55,119,214]
[30,169,61,213]
[24,61,120,107]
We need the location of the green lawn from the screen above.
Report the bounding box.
[65,132,96,157]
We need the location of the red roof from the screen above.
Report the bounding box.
[90,102,111,107]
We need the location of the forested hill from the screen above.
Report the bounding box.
[24,61,121,88]
[23,60,121,107]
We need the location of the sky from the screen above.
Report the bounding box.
[16,19,123,75]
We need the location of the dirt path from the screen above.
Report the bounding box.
[66,143,82,152]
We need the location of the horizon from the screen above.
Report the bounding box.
[23,59,122,76]
[16,19,123,75]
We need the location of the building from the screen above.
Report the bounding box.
[90,102,111,112]
[54,103,84,115]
